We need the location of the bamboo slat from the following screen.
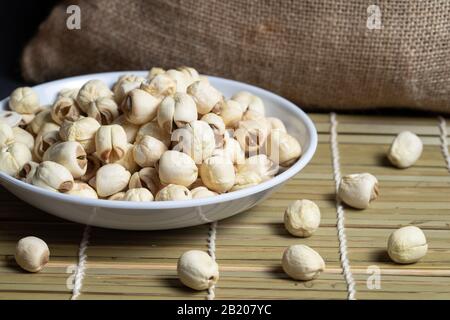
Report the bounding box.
[0,113,448,300]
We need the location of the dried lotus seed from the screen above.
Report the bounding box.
[387,226,428,264]
[338,173,379,209]
[282,245,325,281]
[177,250,219,290]
[15,236,49,273]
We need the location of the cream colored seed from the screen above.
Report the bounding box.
[166,69,192,93]
[140,73,176,98]
[212,100,243,129]
[231,91,265,116]
[201,113,226,147]
[212,135,245,165]
[231,172,261,191]
[177,250,219,290]
[158,151,198,187]
[282,245,325,281]
[9,87,40,115]
[284,200,321,238]
[0,111,22,127]
[173,93,198,128]
[58,88,79,100]
[200,155,236,193]
[133,136,167,167]
[95,124,128,163]
[60,117,100,154]
[32,161,74,192]
[112,115,140,143]
[233,155,274,191]
[18,161,39,183]
[234,119,271,153]
[129,167,160,196]
[265,130,302,167]
[0,123,14,147]
[236,154,278,184]
[177,66,200,82]
[242,109,266,121]
[201,113,226,136]
[27,109,53,135]
[43,141,87,179]
[155,184,192,201]
[0,142,32,177]
[147,67,165,81]
[122,89,160,125]
[66,182,98,199]
[157,94,176,134]
[266,117,287,133]
[191,186,218,199]
[338,173,379,209]
[113,74,145,104]
[15,236,49,273]
[136,121,171,147]
[173,120,216,163]
[108,192,126,201]
[33,126,60,161]
[113,74,145,93]
[90,163,130,197]
[114,143,140,174]
[36,122,60,138]
[387,226,428,264]
[51,97,81,125]
[388,131,423,168]
[114,81,143,106]
[12,127,34,152]
[122,188,154,202]
[86,97,119,125]
[77,79,113,113]
[187,80,223,115]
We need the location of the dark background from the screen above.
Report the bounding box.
[0,0,58,98]
[0,1,440,116]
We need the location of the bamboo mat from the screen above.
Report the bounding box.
[0,113,449,300]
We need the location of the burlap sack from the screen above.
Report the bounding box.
[22,0,450,113]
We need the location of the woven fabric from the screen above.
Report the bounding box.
[22,0,450,113]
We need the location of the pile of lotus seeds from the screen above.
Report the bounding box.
[0,66,303,201]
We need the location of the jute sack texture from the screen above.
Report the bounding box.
[22,0,450,113]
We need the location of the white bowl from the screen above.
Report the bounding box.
[0,72,317,230]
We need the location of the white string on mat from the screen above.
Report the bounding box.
[206,221,218,300]
[70,225,91,300]
[438,116,450,173]
[330,113,357,300]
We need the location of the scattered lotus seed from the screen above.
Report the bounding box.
[177,250,219,290]
[15,236,50,273]
[284,199,321,238]
[388,131,423,168]
[387,226,428,264]
[282,245,325,281]
[338,173,379,209]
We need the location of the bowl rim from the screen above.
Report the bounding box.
[0,71,318,210]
